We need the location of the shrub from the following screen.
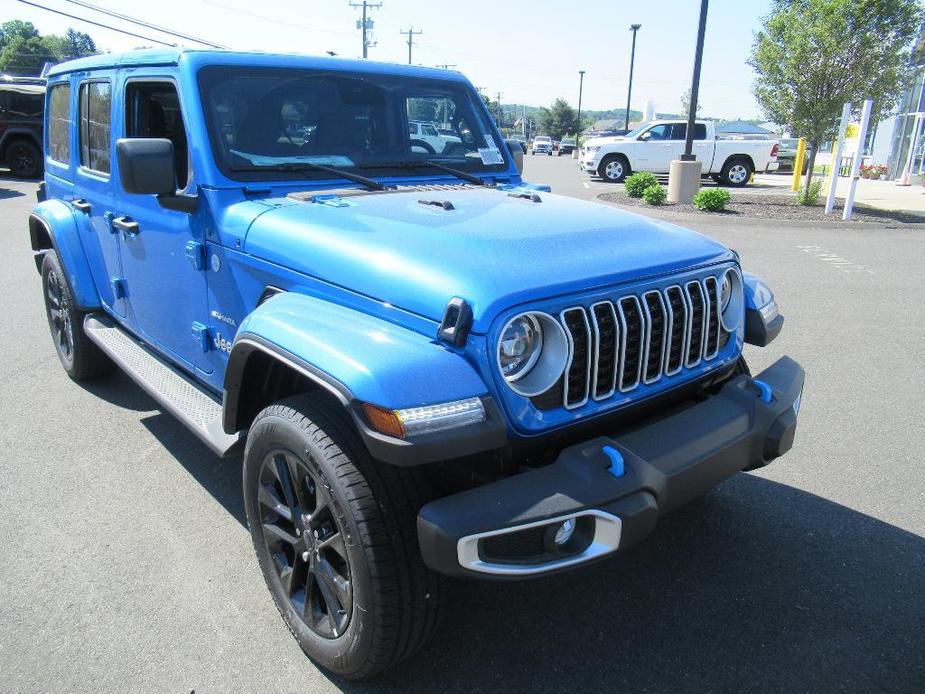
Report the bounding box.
[625,171,659,198]
[796,178,824,206]
[642,184,667,205]
[692,188,731,212]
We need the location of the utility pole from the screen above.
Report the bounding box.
[401,26,422,64]
[625,24,641,130]
[577,70,586,143]
[349,1,381,59]
[681,1,708,160]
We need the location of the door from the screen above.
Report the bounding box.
[636,123,675,171]
[72,75,126,317]
[419,122,443,153]
[114,77,211,373]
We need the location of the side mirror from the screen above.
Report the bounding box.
[638,132,651,141]
[505,139,524,174]
[116,138,197,213]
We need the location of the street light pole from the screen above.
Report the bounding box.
[681,0,709,160]
[577,70,586,144]
[625,24,641,130]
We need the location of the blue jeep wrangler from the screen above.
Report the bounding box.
[29,49,803,678]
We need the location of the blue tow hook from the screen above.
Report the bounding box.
[602,445,625,478]
[752,378,774,403]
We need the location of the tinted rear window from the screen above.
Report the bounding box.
[48,83,70,164]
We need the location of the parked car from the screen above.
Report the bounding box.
[558,137,577,155]
[509,135,528,153]
[532,134,552,155]
[408,119,462,154]
[0,77,45,178]
[775,137,812,173]
[580,120,779,185]
[30,49,803,680]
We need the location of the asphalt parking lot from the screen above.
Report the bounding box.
[1,162,923,693]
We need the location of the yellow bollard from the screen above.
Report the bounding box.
[790,137,806,192]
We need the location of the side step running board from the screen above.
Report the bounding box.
[84,314,244,457]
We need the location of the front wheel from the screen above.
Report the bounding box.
[243,393,445,679]
[598,154,629,183]
[720,157,753,187]
[41,251,113,380]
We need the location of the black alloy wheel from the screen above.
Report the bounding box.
[256,448,353,639]
[45,265,74,366]
[7,140,41,178]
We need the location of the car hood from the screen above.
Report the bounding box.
[243,187,731,333]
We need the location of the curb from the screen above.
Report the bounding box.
[594,194,925,230]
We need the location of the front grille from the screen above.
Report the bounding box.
[552,275,727,410]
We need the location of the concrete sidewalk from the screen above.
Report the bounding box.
[754,172,925,214]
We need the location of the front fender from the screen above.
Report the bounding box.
[29,201,100,311]
[743,272,783,346]
[233,292,488,408]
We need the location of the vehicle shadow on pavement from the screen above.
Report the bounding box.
[340,474,925,693]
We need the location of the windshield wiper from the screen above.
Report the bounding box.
[229,162,388,191]
[359,159,488,187]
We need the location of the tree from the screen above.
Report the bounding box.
[680,88,702,118]
[749,0,922,197]
[45,28,97,60]
[538,98,578,140]
[0,21,97,75]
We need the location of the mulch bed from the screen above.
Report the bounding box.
[598,190,925,225]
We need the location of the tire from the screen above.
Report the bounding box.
[408,139,435,154]
[598,154,630,183]
[41,251,113,381]
[720,157,753,187]
[5,138,42,179]
[243,393,445,679]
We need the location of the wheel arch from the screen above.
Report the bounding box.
[0,129,41,157]
[29,203,101,310]
[722,153,756,173]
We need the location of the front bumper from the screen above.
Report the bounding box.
[418,356,804,579]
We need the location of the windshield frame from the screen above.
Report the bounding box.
[196,64,512,184]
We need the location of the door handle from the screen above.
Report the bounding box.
[71,199,91,214]
[112,216,140,236]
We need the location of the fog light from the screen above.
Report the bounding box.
[554,518,576,546]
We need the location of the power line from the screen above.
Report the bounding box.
[62,0,226,48]
[15,0,175,47]
[349,1,381,59]
[400,26,422,65]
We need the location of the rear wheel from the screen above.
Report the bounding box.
[598,154,629,183]
[5,139,42,178]
[41,251,113,381]
[243,393,445,679]
[720,157,753,187]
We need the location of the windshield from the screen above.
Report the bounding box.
[198,66,510,181]
[624,123,651,138]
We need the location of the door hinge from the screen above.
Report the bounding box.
[185,241,206,271]
[109,276,126,299]
[191,321,211,352]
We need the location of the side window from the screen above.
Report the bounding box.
[670,123,687,140]
[422,124,438,137]
[408,123,418,135]
[694,123,707,140]
[125,81,188,187]
[78,81,111,174]
[405,95,482,155]
[48,83,71,164]
[644,124,671,140]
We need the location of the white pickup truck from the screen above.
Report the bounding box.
[579,120,779,186]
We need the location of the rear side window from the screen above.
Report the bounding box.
[48,83,71,164]
[79,81,112,174]
[668,123,707,140]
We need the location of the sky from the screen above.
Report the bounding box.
[3,0,775,120]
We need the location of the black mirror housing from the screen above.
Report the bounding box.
[116,138,176,195]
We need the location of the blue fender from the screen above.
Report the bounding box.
[30,200,101,311]
[743,272,783,346]
[229,291,489,410]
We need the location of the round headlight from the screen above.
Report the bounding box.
[497,312,569,397]
[499,314,543,381]
[719,267,744,332]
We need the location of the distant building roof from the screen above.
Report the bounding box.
[716,120,775,135]
[585,118,622,133]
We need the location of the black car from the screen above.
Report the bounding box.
[0,78,45,178]
[558,137,577,155]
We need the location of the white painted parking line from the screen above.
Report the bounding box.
[583,182,589,189]
[796,244,876,274]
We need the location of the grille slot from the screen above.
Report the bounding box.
[664,286,687,375]
[561,308,591,409]
[590,302,619,400]
[529,272,734,411]
[704,276,720,359]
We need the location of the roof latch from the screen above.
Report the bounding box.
[507,191,542,203]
